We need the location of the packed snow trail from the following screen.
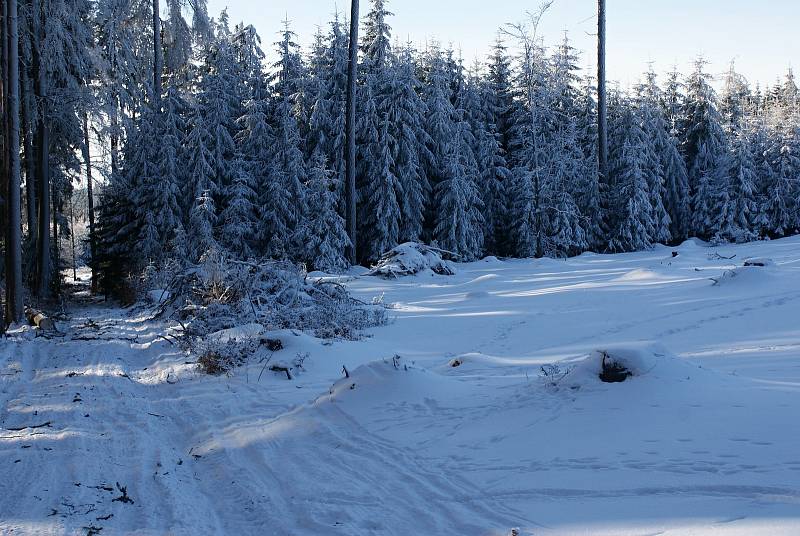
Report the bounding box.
[2,237,800,535]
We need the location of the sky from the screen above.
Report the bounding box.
[206,0,799,88]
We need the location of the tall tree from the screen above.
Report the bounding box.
[597,0,608,190]
[82,114,98,292]
[345,0,359,264]
[32,0,51,297]
[5,0,23,323]
[153,0,162,103]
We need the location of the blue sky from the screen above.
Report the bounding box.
[207,0,798,88]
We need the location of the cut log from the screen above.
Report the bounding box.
[25,308,56,332]
[269,364,293,380]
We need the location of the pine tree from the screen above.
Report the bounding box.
[219,165,258,259]
[184,108,218,218]
[422,44,457,241]
[486,35,516,156]
[719,62,751,134]
[196,35,245,215]
[683,59,731,238]
[307,15,348,213]
[188,190,219,262]
[635,71,672,244]
[469,68,510,256]
[575,75,604,249]
[718,130,759,242]
[360,0,393,70]
[299,151,351,272]
[362,120,402,259]
[381,44,431,243]
[434,120,485,260]
[764,132,799,236]
[265,95,307,259]
[607,106,656,252]
[235,96,274,253]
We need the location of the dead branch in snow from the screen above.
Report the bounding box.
[6,421,52,431]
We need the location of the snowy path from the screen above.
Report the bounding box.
[2,237,800,535]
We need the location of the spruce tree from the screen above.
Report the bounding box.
[299,151,351,272]
[434,120,485,260]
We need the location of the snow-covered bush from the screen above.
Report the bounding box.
[156,252,387,373]
[368,242,457,278]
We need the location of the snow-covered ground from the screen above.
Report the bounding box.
[2,237,800,535]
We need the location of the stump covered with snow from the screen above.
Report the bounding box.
[557,344,711,390]
[743,257,774,267]
[598,351,633,383]
[711,257,776,286]
[368,242,457,278]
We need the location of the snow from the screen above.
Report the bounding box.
[3,237,800,534]
[146,289,171,304]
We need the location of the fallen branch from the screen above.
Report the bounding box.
[111,482,134,504]
[269,364,293,380]
[6,421,52,432]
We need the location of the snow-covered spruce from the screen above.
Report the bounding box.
[368,242,457,278]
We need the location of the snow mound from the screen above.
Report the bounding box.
[615,268,661,282]
[560,343,708,388]
[712,260,776,286]
[743,257,775,267]
[679,238,711,249]
[206,323,265,344]
[327,356,454,405]
[368,242,457,278]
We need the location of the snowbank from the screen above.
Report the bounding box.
[326,356,461,407]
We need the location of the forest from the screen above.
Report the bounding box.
[1,0,799,323]
[3,2,800,533]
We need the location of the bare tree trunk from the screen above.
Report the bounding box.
[68,191,76,281]
[51,182,58,292]
[5,0,23,324]
[345,0,359,265]
[1,0,8,331]
[82,113,96,292]
[153,0,161,105]
[21,59,35,239]
[597,0,608,183]
[33,0,50,298]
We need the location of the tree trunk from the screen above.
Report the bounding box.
[153,0,161,105]
[51,182,58,292]
[33,0,50,297]
[1,0,8,331]
[21,59,35,239]
[82,113,97,292]
[345,0,359,265]
[597,0,608,183]
[69,190,76,281]
[5,0,24,324]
